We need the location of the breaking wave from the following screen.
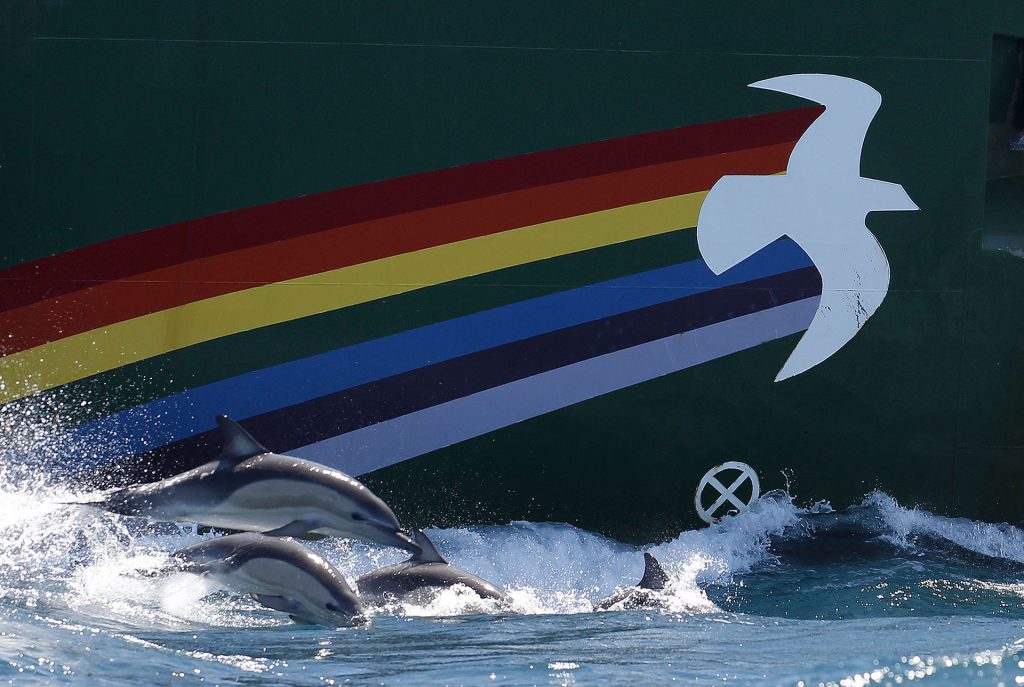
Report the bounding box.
[5,393,1024,631]
[4,470,1024,631]
[6,425,1024,687]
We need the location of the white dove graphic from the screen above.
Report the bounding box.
[696,74,919,381]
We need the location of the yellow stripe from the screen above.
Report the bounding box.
[0,191,706,402]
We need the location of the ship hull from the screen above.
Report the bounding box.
[4,2,1024,540]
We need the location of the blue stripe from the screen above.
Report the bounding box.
[69,240,812,463]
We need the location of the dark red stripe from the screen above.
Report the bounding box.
[0,106,821,313]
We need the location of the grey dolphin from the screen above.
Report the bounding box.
[91,415,419,552]
[173,532,364,626]
[594,553,670,611]
[355,529,509,604]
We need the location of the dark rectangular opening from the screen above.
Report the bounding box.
[983,35,1024,256]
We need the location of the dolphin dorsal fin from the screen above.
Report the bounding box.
[639,553,669,590]
[410,529,447,564]
[216,415,269,463]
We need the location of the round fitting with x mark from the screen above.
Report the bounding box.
[694,461,761,524]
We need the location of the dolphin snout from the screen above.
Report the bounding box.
[394,529,421,554]
[365,520,421,554]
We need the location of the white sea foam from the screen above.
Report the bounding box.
[325,491,805,617]
[865,490,1024,563]
[0,476,807,625]
[0,396,820,625]
[6,428,1022,631]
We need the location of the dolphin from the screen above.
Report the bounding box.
[594,553,670,611]
[173,532,365,626]
[88,415,419,552]
[355,529,509,604]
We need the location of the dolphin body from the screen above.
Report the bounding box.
[173,532,365,626]
[594,553,670,611]
[355,529,509,604]
[91,415,419,552]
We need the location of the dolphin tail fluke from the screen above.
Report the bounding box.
[133,560,182,578]
[98,488,140,515]
[410,529,447,564]
[57,492,107,507]
[215,415,269,463]
[65,487,145,516]
[638,553,669,590]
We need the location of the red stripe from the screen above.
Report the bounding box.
[0,143,799,356]
[0,107,821,314]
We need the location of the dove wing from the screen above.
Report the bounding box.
[776,216,890,381]
[697,174,792,275]
[751,74,881,178]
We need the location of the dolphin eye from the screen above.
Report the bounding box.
[326,602,343,612]
[351,512,365,521]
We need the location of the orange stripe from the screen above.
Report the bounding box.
[0,142,795,357]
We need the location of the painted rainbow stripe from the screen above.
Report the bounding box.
[68,239,819,467]
[1,106,822,473]
[297,299,819,477]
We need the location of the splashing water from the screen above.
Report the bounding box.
[4,418,1024,684]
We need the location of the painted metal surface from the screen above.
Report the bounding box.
[4,1,1024,540]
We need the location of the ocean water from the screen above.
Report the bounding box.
[3,431,1024,685]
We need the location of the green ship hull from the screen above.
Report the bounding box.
[4,2,1024,542]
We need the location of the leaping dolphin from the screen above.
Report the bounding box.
[355,529,509,604]
[594,553,670,611]
[173,532,365,626]
[696,73,919,381]
[87,415,419,553]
